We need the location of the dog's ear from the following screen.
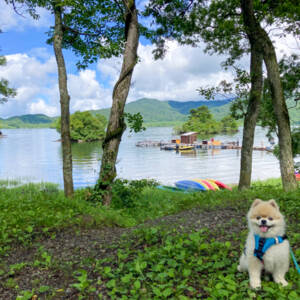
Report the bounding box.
[268,199,279,210]
[251,199,262,208]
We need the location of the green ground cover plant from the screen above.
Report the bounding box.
[0,179,299,299]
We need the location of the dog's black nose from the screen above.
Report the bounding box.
[261,219,267,225]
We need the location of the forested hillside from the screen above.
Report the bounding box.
[1,98,299,128]
[91,97,233,126]
[0,114,56,128]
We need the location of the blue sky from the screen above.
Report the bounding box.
[0,1,298,118]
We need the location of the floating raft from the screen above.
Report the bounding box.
[138,141,273,152]
[175,179,232,191]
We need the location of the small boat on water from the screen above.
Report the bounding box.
[179,145,195,151]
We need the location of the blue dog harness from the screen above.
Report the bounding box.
[254,234,288,261]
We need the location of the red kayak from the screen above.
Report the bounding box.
[296,173,300,181]
[209,179,232,191]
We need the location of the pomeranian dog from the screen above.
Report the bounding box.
[238,199,289,289]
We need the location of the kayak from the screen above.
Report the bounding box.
[193,179,216,191]
[205,179,220,190]
[295,173,300,181]
[174,179,232,192]
[175,180,207,191]
[209,179,232,190]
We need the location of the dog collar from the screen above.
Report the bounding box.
[254,234,287,261]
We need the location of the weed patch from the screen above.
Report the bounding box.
[0,179,299,299]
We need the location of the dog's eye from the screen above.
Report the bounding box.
[256,216,261,220]
[268,217,273,221]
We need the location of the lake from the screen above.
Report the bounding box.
[0,127,281,188]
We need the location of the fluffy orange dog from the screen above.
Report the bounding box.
[238,199,289,289]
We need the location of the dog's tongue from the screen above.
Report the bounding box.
[260,226,268,233]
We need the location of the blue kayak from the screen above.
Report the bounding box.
[175,180,207,191]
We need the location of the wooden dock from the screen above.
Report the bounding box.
[136,140,273,152]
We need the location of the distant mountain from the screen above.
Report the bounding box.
[0,98,234,128]
[6,114,54,124]
[168,98,234,115]
[0,98,300,128]
[91,97,233,125]
[92,98,188,124]
[0,114,56,128]
[3,97,297,129]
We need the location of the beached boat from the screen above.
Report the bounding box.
[175,180,207,191]
[208,179,232,190]
[193,179,217,191]
[174,179,232,191]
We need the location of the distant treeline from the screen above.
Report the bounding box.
[0,98,299,129]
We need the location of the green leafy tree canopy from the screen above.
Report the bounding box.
[56,111,107,142]
[182,106,237,136]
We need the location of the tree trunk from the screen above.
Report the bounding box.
[53,3,74,197]
[238,44,263,190]
[97,0,139,206]
[241,0,298,191]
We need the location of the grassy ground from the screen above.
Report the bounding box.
[0,179,299,299]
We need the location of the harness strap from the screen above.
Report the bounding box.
[254,234,287,261]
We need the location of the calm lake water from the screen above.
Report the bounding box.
[0,127,281,188]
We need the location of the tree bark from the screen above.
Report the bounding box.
[241,0,298,191]
[238,44,263,190]
[53,3,74,197]
[97,0,139,206]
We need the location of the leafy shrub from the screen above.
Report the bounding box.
[220,115,238,132]
[181,106,237,135]
[87,179,159,208]
[56,111,107,142]
[111,179,158,209]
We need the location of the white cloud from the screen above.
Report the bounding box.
[97,56,122,86]
[127,41,234,101]
[29,99,58,116]
[96,41,235,104]
[0,51,58,117]
[2,53,56,86]
[68,69,112,112]
[0,49,114,118]
[0,31,298,119]
[0,2,52,31]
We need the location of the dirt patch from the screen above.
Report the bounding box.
[0,206,247,299]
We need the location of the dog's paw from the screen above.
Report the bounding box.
[277,279,288,287]
[237,265,241,272]
[250,279,261,289]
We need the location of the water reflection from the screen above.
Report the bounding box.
[0,127,284,188]
[71,141,102,161]
[71,142,102,188]
[178,150,197,157]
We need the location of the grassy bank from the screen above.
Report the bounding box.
[0,179,299,299]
